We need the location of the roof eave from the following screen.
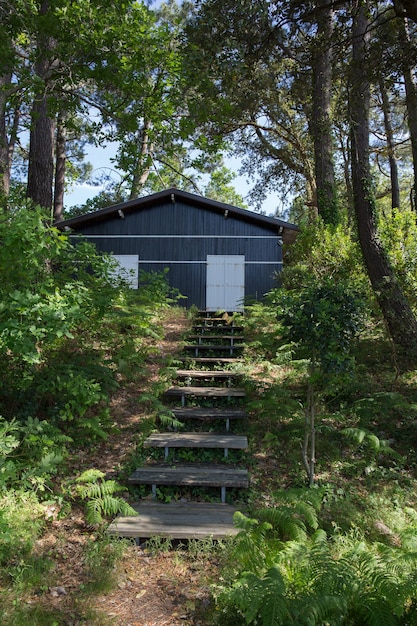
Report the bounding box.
[56,187,299,235]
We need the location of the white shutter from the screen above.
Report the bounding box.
[112,254,139,289]
[206,255,245,311]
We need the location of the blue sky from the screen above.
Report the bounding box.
[64,146,285,216]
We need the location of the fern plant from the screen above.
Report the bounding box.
[217,506,417,625]
[75,469,137,527]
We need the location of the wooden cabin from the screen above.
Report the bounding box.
[58,188,298,311]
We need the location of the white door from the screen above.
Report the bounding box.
[112,254,139,289]
[206,255,245,311]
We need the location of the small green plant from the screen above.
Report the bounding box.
[145,534,173,555]
[74,469,138,527]
[82,534,130,594]
[0,490,45,568]
[275,279,367,486]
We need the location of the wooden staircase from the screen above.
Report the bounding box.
[108,311,249,540]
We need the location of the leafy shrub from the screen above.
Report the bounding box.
[0,490,45,567]
[281,220,369,294]
[379,207,417,313]
[0,416,70,491]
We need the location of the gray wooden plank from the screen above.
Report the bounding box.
[188,335,244,341]
[128,465,249,488]
[171,407,246,419]
[177,357,243,364]
[175,369,240,378]
[183,344,244,351]
[107,502,242,539]
[193,325,244,332]
[165,386,245,397]
[143,433,248,449]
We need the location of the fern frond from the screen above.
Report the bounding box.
[85,498,104,526]
[232,565,291,626]
[75,469,105,484]
[159,409,184,431]
[85,495,137,527]
[255,507,308,542]
[342,427,367,444]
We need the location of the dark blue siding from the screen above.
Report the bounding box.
[70,198,283,309]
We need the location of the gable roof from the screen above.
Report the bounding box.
[58,187,299,243]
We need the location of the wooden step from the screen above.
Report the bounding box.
[107,501,241,540]
[171,407,247,431]
[166,386,245,396]
[177,357,243,365]
[183,344,244,356]
[144,432,248,459]
[188,334,244,341]
[165,386,245,407]
[175,369,240,379]
[128,464,249,503]
[193,325,244,332]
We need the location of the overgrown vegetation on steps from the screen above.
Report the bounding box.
[0,207,185,624]
[3,209,417,625]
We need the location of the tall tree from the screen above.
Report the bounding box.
[396,13,417,208]
[379,80,401,210]
[26,0,56,210]
[311,0,339,224]
[350,0,417,357]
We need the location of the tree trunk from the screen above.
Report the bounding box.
[26,0,55,211]
[350,0,417,358]
[129,119,154,200]
[27,94,55,210]
[379,81,400,210]
[54,111,66,222]
[311,0,339,225]
[0,73,11,197]
[397,14,417,209]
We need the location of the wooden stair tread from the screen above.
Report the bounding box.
[188,334,244,340]
[171,407,246,419]
[128,464,249,487]
[144,432,248,449]
[193,324,243,331]
[165,386,245,397]
[175,369,240,378]
[177,357,243,364]
[183,344,244,351]
[107,501,241,539]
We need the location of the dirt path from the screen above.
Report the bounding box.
[36,308,222,626]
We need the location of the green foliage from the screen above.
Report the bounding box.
[0,207,178,473]
[379,207,417,313]
[0,416,70,491]
[0,490,45,567]
[75,469,138,527]
[274,278,367,382]
[281,221,369,294]
[81,534,131,594]
[216,503,417,626]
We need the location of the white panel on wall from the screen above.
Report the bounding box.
[206,255,245,311]
[112,254,139,289]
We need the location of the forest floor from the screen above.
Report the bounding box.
[31,308,230,626]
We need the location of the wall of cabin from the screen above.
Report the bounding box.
[71,198,283,310]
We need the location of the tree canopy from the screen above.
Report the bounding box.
[2,0,417,355]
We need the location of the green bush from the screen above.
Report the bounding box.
[0,490,45,567]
